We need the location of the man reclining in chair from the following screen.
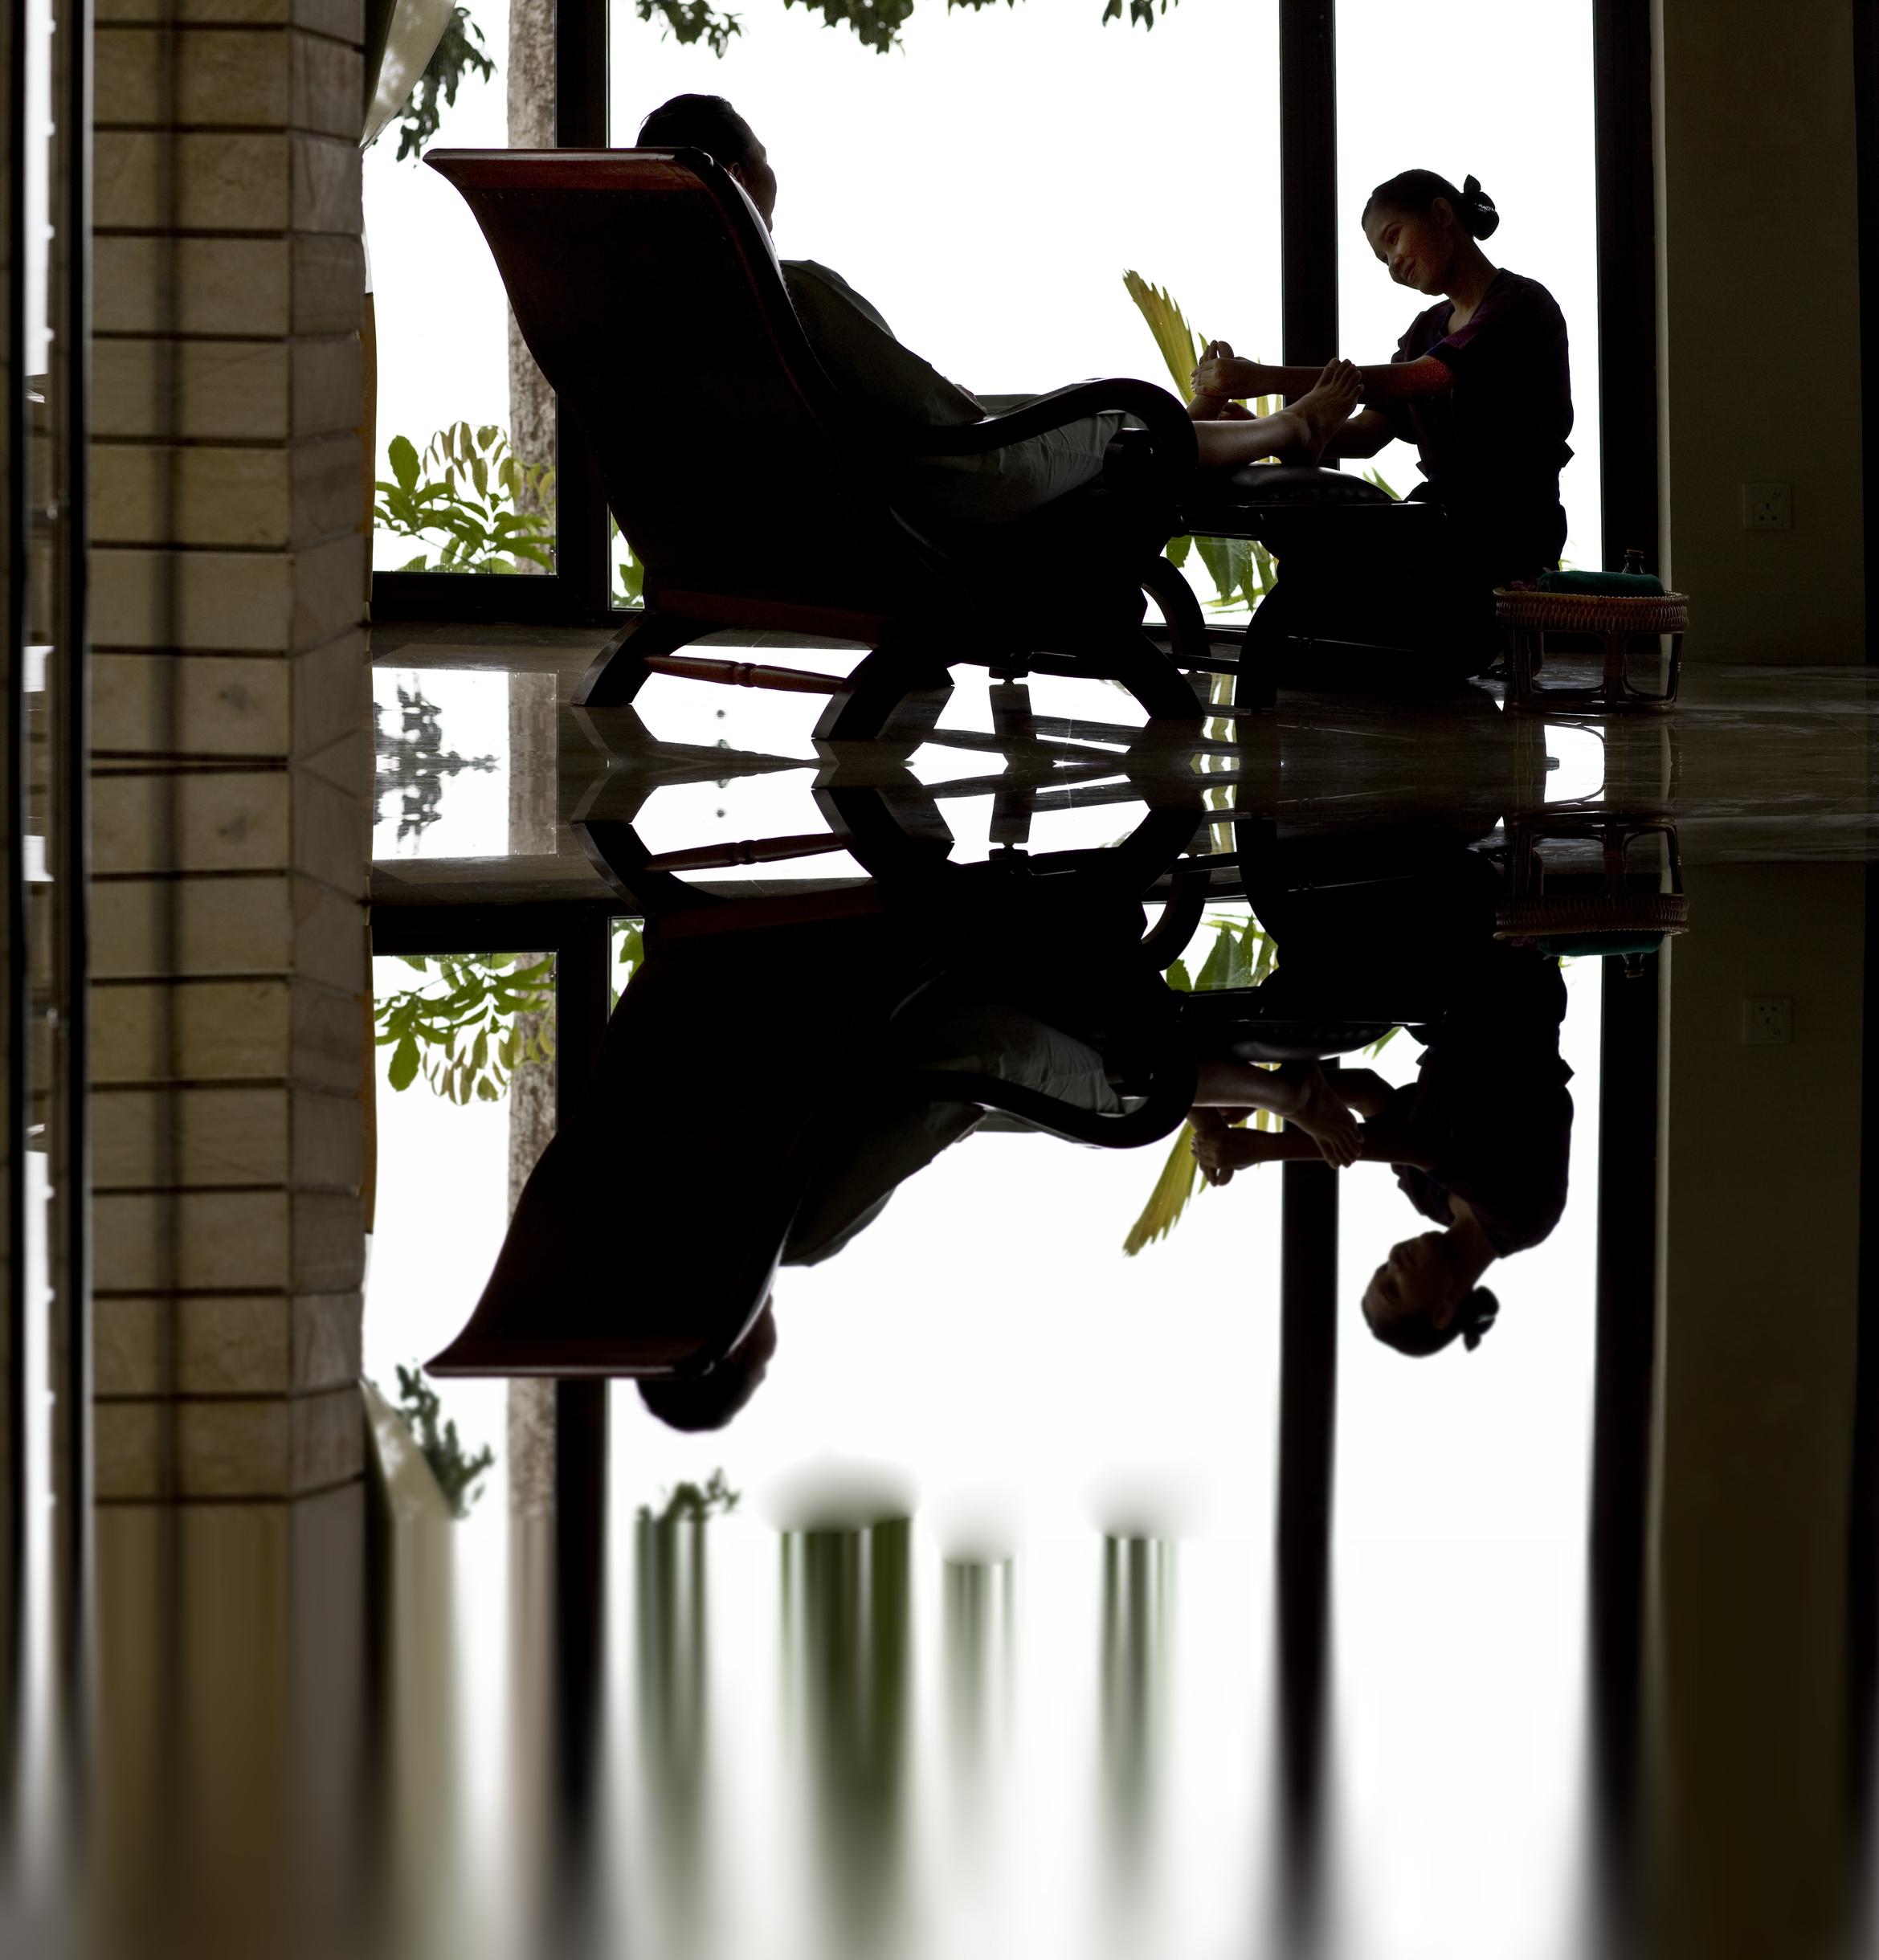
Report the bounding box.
[636,94,1364,525]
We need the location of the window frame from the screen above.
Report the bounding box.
[369,0,1653,625]
[370,0,613,627]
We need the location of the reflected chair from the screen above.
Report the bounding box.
[425,147,1209,732]
[426,862,1201,1380]
[1142,821,1506,1064]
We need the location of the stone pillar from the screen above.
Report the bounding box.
[87,0,370,1503]
[1654,0,1865,658]
[80,4,373,1938]
[1652,864,1866,1957]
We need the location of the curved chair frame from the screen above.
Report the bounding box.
[427,900,1199,1382]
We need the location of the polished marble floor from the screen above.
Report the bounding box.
[11,630,1879,1960]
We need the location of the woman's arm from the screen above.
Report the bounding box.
[1195,353,1453,407]
[1322,1067,1395,1117]
[1320,409,1398,460]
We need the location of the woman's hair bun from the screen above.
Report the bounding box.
[1459,1287,1501,1352]
[1362,169,1502,239]
[1460,174,1501,239]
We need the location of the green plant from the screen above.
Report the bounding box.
[375,924,646,1103]
[636,1468,742,1525]
[377,953,558,1101]
[375,424,557,574]
[1122,271,1280,614]
[636,0,744,51]
[1124,914,1276,1256]
[393,1362,496,1517]
[390,6,495,163]
[611,517,647,610]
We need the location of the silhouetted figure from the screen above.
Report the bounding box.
[1191,842,1575,1357]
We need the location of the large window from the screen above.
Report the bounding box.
[607,2,1284,402]
[364,0,562,592]
[1333,962,1603,1957]
[1338,0,1603,567]
[367,0,1611,617]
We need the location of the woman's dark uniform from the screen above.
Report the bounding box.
[1385,267,1575,586]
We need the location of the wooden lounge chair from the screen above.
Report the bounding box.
[425,147,1209,731]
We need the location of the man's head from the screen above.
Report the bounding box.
[637,1296,778,1431]
[1362,1231,1499,1358]
[637,93,776,230]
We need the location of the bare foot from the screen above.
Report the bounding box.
[1269,358,1362,464]
[1277,1060,1362,1167]
[1189,338,1237,422]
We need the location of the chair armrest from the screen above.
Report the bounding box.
[901,1047,1199,1151]
[899,378,1198,473]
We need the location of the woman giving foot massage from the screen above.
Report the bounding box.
[1189,169,1573,588]
[635,92,1367,521]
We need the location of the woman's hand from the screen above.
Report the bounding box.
[1190,339,1240,421]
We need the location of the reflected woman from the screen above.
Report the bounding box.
[1190,943,1575,1361]
[1191,169,1574,590]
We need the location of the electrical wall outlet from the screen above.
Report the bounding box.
[1742,997,1793,1046]
[1742,482,1792,530]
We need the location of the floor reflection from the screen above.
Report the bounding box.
[14,635,1879,1958]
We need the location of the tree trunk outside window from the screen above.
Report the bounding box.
[507,0,557,512]
[506,667,559,1514]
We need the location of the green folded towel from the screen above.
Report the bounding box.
[1538,568,1666,597]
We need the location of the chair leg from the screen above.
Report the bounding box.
[813,779,954,879]
[571,610,708,709]
[1600,628,1628,706]
[1104,631,1206,722]
[1233,591,1291,712]
[1142,553,1211,669]
[812,645,954,744]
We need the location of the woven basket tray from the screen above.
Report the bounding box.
[1494,892,1691,940]
[1494,589,1690,633]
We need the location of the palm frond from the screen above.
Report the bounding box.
[1123,1123,1203,1256]
[1122,270,1201,402]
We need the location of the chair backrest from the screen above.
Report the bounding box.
[425,148,934,610]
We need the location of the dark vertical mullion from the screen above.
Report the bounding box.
[553,0,611,619]
[551,913,611,1884]
[1587,956,1662,1943]
[1279,0,1338,374]
[1592,0,1661,574]
[1275,1156,1338,1946]
[1857,0,1879,658]
[4,0,32,1819]
[1848,865,1879,1929]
